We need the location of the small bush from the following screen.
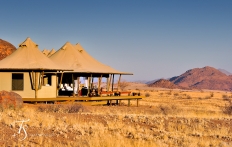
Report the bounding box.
[174,93,179,97]
[210,93,214,97]
[222,94,230,101]
[145,92,150,97]
[223,100,232,115]
[205,96,211,99]
[158,104,179,115]
[159,93,163,96]
[166,90,172,95]
[158,105,171,115]
[186,95,192,99]
[37,104,86,113]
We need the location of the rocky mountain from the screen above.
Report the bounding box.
[218,68,232,75]
[0,39,16,60]
[148,79,181,89]
[169,66,232,91]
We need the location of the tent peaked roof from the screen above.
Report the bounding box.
[47,48,56,57]
[42,49,49,56]
[0,37,71,71]
[19,37,38,47]
[50,42,132,74]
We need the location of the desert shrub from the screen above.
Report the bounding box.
[210,93,214,97]
[186,95,192,99]
[145,92,150,97]
[135,88,140,91]
[159,93,163,96]
[65,104,85,113]
[166,90,172,95]
[223,100,232,115]
[118,80,130,91]
[174,93,179,97]
[158,104,179,115]
[205,96,211,99]
[37,104,86,113]
[150,90,154,92]
[222,94,230,101]
[158,105,171,115]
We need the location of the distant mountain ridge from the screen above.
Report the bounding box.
[147,66,232,91]
[218,68,232,75]
[169,66,232,91]
[148,79,182,89]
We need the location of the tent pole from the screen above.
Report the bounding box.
[77,77,80,96]
[91,76,94,89]
[59,72,64,87]
[117,74,121,92]
[107,74,112,92]
[40,71,44,89]
[106,77,109,92]
[35,72,38,99]
[57,72,64,97]
[31,71,35,90]
[56,73,58,97]
[112,74,114,92]
[98,74,102,95]
[72,74,75,97]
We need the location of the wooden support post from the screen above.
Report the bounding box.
[72,74,75,97]
[128,99,130,107]
[35,72,38,99]
[119,100,121,106]
[137,99,139,107]
[77,77,80,96]
[107,74,112,92]
[31,71,35,89]
[98,75,102,95]
[91,76,94,89]
[112,74,114,92]
[106,77,109,91]
[87,75,91,96]
[56,73,58,97]
[117,74,121,92]
[58,72,64,89]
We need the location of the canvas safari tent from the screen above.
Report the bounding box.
[49,42,132,96]
[0,37,71,98]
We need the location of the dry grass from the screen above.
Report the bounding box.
[0,88,232,146]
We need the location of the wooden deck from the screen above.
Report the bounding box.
[22,96,144,106]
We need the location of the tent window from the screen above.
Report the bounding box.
[12,73,24,91]
[43,75,52,86]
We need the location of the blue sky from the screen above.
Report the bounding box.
[1,0,232,81]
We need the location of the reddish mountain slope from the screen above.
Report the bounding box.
[0,39,16,60]
[169,66,232,91]
[148,79,180,89]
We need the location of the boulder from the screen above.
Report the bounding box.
[0,91,23,109]
[0,39,17,60]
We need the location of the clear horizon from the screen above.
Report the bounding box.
[1,0,232,81]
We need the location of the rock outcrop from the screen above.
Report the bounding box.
[0,39,16,60]
[0,91,23,109]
